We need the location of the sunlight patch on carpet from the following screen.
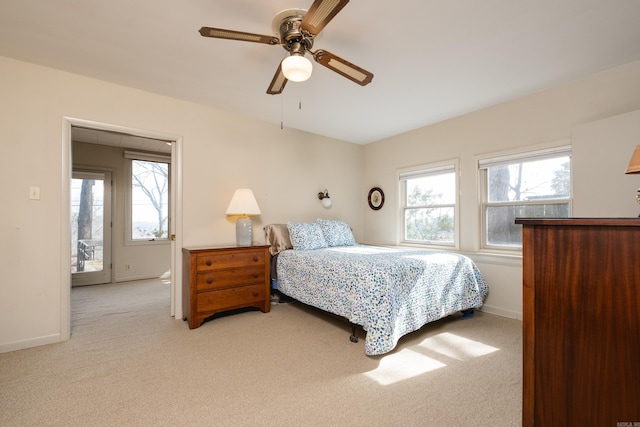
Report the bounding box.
[363,349,446,385]
[417,332,499,360]
[363,332,500,385]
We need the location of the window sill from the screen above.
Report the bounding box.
[398,241,457,250]
[462,251,522,267]
[125,239,171,247]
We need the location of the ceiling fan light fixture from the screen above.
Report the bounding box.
[200,1,374,94]
[281,53,313,82]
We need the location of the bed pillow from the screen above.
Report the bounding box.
[316,219,356,247]
[263,224,293,255]
[287,222,328,250]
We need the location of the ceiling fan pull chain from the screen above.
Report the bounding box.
[281,95,284,129]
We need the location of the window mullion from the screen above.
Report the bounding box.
[485,198,571,208]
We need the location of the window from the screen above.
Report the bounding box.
[479,145,571,250]
[125,151,170,244]
[399,162,458,247]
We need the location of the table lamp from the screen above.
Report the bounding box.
[226,189,261,246]
[625,145,640,217]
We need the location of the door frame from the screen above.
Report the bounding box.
[61,117,184,340]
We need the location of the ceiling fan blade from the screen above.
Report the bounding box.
[313,50,374,86]
[301,0,350,35]
[199,27,279,45]
[267,64,288,95]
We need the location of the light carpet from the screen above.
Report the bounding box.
[0,279,522,426]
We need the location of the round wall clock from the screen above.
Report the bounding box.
[368,187,384,210]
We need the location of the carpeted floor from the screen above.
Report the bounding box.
[0,279,522,426]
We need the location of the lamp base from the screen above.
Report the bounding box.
[236,216,253,246]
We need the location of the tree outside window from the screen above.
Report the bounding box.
[130,159,169,241]
[400,164,457,246]
[481,147,571,249]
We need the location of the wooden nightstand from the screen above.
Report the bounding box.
[182,245,270,329]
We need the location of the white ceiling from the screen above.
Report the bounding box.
[2,0,640,145]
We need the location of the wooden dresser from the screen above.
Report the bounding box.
[182,245,270,329]
[516,218,640,426]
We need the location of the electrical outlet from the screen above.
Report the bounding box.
[126,264,132,270]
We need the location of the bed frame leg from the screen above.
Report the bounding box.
[461,308,475,319]
[349,323,359,343]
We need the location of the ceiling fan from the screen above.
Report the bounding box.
[199,0,374,95]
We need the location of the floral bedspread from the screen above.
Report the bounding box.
[276,245,489,356]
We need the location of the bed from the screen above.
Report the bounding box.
[264,220,489,356]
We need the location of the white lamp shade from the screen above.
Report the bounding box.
[281,55,313,82]
[225,189,261,216]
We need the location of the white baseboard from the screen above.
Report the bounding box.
[479,304,522,321]
[0,333,63,354]
[114,274,162,283]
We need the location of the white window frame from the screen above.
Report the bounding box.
[125,150,171,246]
[478,144,572,252]
[398,159,460,249]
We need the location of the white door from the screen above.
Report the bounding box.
[71,170,112,286]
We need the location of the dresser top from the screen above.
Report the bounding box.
[515,217,640,226]
[183,244,270,252]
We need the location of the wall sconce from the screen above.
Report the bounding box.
[317,189,332,208]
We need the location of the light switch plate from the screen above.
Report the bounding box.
[29,186,40,200]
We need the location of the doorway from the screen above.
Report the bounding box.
[61,117,183,341]
[71,170,113,286]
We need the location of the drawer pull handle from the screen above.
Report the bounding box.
[252,292,259,297]
[252,273,258,278]
[206,278,213,284]
[205,260,212,266]
[252,256,259,262]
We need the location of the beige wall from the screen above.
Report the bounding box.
[362,60,640,318]
[573,109,640,216]
[0,55,363,352]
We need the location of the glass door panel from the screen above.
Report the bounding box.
[71,171,112,286]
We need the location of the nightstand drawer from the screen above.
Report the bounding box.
[196,284,266,312]
[196,266,265,291]
[197,250,265,271]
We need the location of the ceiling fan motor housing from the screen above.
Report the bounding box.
[279,16,314,52]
